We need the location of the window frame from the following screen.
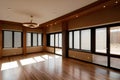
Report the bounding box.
[68,28,91,52]
[47,32,62,48]
[3,30,23,49]
[94,27,107,55]
[68,23,120,70]
[27,32,43,47]
[32,32,38,47]
[14,31,22,48]
[38,33,43,46]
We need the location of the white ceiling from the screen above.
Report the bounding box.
[0,0,97,25]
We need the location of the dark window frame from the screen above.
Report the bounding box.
[68,28,91,52]
[14,31,22,48]
[3,30,23,48]
[32,32,38,47]
[27,32,43,47]
[68,23,120,70]
[38,33,43,46]
[47,32,62,48]
[26,32,32,47]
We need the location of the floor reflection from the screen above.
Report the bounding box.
[20,58,36,66]
[0,54,61,71]
[0,53,119,80]
[1,61,18,71]
[34,56,45,62]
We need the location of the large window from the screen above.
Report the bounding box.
[95,28,107,53]
[27,33,42,47]
[27,33,32,47]
[81,29,91,51]
[3,31,22,48]
[68,23,120,70]
[74,31,80,49]
[3,31,13,48]
[33,33,37,46]
[110,57,120,69]
[14,32,22,48]
[38,33,42,46]
[69,32,73,48]
[93,54,107,66]
[50,34,54,47]
[55,34,59,47]
[58,33,62,47]
[110,26,120,55]
[69,29,91,51]
[48,33,62,47]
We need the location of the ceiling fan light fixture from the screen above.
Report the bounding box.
[22,16,39,28]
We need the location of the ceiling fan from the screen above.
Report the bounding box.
[22,15,39,28]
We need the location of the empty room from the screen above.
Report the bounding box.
[0,0,120,80]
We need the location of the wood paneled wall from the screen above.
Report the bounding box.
[68,6,120,30]
[45,47,54,53]
[45,23,62,53]
[0,21,43,57]
[23,26,27,55]
[46,23,62,33]
[69,50,92,62]
[42,27,47,51]
[0,25,2,58]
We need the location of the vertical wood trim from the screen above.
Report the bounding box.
[43,27,47,51]
[0,26,2,58]
[62,21,68,57]
[23,27,26,55]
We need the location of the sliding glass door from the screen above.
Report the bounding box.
[47,32,62,55]
[55,33,62,55]
[110,26,120,69]
[93,24,120,70]
[93,27,108,66]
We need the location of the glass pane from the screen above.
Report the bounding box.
[33,33,37,46]
[93,54,107,66]
[110,26,120,55]
[14,32,22,48]
[58,33,62,47]
[4,31,12,48]
[69,32,72,48]
[55,34,58,47]
[95,28,107,53]
[74,31,80,49]
[111,57,120,69]
[50,34,54,46]
[55,48,62,55]
[81,29,91,50]
[27,33,31,47]
[38,33,42,46]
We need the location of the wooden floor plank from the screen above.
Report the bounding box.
[0,52,120,80]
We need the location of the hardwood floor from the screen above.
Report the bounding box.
[0,52,120,80]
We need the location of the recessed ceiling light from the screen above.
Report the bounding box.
[115,1,118,4]
[75,15,79,18]
[8,8,11,10]
[103,5,106,8]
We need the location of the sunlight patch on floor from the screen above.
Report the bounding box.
[20,58,36,66]
[42,55,53,59]
[1,61,18,71]
[34,56,45,62]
